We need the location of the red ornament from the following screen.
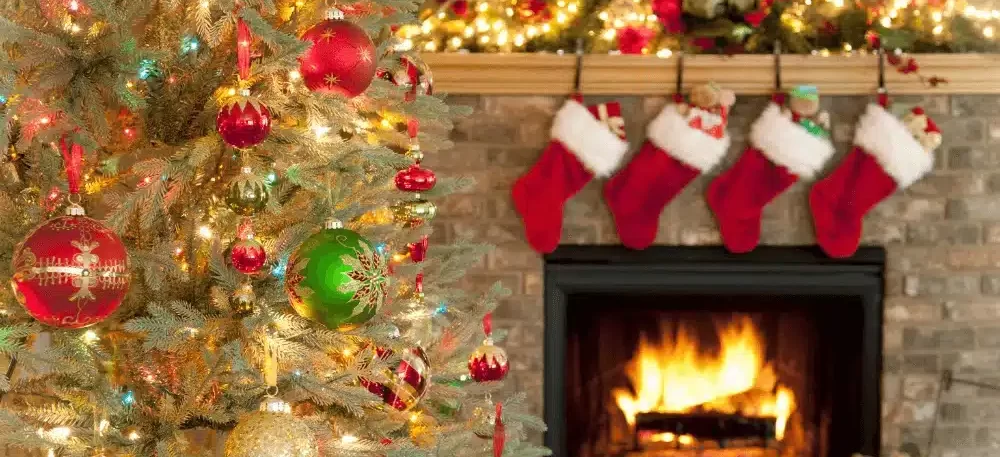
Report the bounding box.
[652,0,684,33]
[216,96,272,149]
[468,340,510,382]
[394,164,437,192]
[11,207,130,328]
[617,26,655,54]
[378,55,433,102]
[516,0,550,22]
[408,235,429,263]
[360,346,430,411]
[298,15,377,97]
[230,238,267,274]
[469,313,510,382]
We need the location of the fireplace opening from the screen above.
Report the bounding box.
[544,246,883,457]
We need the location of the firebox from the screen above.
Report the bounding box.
[543,246,884,457]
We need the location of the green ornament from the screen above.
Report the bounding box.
[285,221,389,331]
[226,168,269,216]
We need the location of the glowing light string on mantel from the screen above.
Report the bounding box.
[397,0,1000,55]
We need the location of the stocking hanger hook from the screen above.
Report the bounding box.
[773,40,782,91]
[675,51,684,96]
[573,37,584,93]
[877,46,886,93]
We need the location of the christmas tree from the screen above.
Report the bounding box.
[0,1,548,456]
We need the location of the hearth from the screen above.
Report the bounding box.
[543,246,884,457]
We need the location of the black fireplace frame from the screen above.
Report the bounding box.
[543,245,885,457]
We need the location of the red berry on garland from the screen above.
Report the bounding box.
[10,205,130,328]
[468,314,509,382]
[230,220,267,275]
[298,10,376,98]
[216,92,272,149]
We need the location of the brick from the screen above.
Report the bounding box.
[975,327,1000,348]
[948,351,1000,374]
[940,403,967,422]
[975,427,1000,447]
[939,328,976,349]
[953,95,1000,117]
[488,243,543,271]
[983,274,1000,295]
[941,118,986,144]
[874,197,946,221]
[487,147,543,167]
[933,426,973,447]
[948,301,1000,321]
[905,275,980,296]
[428,143,489,171]
[908,172,986,195]
[903,327,940,350]
[947,196,1000,220]
[903,354,940,374]
[949,146,996,169]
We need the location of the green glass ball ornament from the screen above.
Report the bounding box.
[226,166,269,216]
[285,219,389,331]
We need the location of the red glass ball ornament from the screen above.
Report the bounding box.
[517,0,551,22]
[216,96,272,149]
[230,237,267,274]
[378,55,433,102]
[298,18,376,97]
[408,235,429,263]
[468,340,509,382]
[360,346,430,411]
[394,164,437,192]
[10,209,130,328]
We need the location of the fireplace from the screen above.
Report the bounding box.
[543,246,884,457]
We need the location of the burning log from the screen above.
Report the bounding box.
[635,411,777,447]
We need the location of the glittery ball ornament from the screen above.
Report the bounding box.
[298,12,376,97]
[360,346,430,411]
[285,220,389,331]
[394,164,436,193]
[378,55,433,102]
[10,205,130,328]
[468,338,509,382]
[231,238,267,274]
[225,397,318,457]
[216,94,272,149]
[226,168,269,216]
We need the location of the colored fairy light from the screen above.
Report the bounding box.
[181,35,200,54]
[271,256,288,279]
[137,59,160,80]
[121,389,135,406]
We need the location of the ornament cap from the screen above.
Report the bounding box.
[260,396,291,414]
[65,203,86,216]
[238,88,251,97]
[324,218,344,229]
[325,8,345,19]
[241,165,253,174]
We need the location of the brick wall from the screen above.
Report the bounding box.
[425,94,1000,457]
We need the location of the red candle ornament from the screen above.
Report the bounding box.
[298,10,376,98]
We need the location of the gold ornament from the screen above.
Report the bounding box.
[225,397,318,457]
[231,282,256,316]
[470,403,498,439]
[391,198,437,225]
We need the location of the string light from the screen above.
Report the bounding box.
[82,330,99,343]
[197,225,213,239]
[341,434,359,444]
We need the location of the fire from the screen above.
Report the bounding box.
[613,316,796,440]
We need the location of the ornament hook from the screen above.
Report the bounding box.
[573,37,584,93]
[876,47,889,107]
[773,40,782,91]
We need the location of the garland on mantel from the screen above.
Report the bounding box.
[396,0,1000,58]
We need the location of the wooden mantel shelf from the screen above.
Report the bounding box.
[421,53,1000,95]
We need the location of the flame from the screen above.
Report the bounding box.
[613,316,796,440]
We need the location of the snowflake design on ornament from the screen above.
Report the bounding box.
[324,73,341,88]
[339,242,389,319]
[320,29,337,42]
